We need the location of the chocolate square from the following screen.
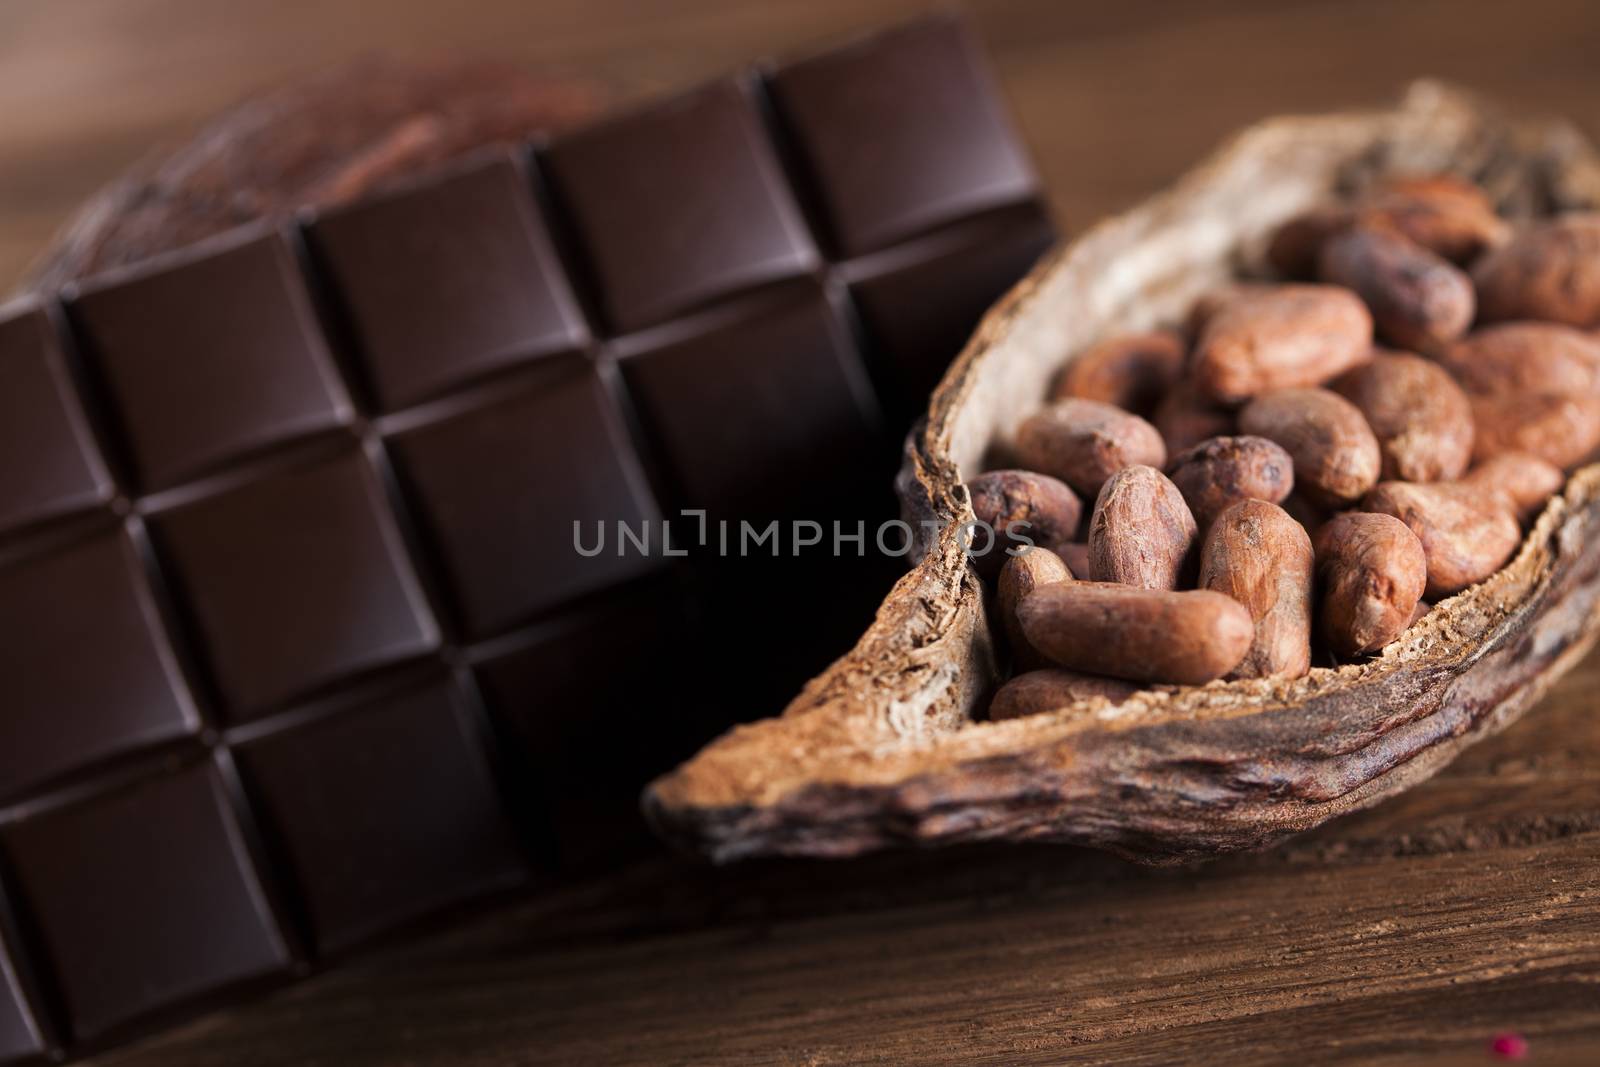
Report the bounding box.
[384,366,663,640]
[0,531,198,801]
[0,763,291,1042]
[0,934,45,1065]
[0,301,113,536]
[768,17,1039,256]
[147,449,438,721]
[542,79,818,332]
[615,284,882,520]
[847,207,1054,413]
[309,152,590,412]
[232,676,526,955]
[68,229,351,492]
[470,585,703,868]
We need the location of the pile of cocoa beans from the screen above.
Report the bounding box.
[971,175,1600,721]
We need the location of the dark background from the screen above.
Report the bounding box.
[3,1,1599,1063]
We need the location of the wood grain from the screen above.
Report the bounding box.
[0,0,1593,1061]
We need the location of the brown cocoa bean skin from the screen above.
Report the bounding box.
[1152,383,1236,456]
[1317,225,1474,352]
[1362,481,1523,599]
[1238,388,1382,508]
[1192,284,1373,403]
[1313,512,1428,657]
[1473,213,1600,328]
[1198,500,1313,679]
[1014,399,1167,498]
[1264,176,1503,282]
[1436,322,1600,398]
[1470,391,1600,470]
[1017,583,1254,685]
[988,669,1142,722]
[1358,175,1509,265]
[1168,435,1295,529]
[1052,330,1186,416]
[1266,206,1353,280]
[1461,453,1565,523]
[997,548,1073,672]
[1331,352,1474,482]
[1056,541,1091,577]
[965,470,1083,579]
[1087,465,1198,590]
[1185,283,1275,338]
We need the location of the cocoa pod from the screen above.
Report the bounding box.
[1238,388,1382,508]
[1473,212,1600,327]
[1313,512,1428,657]
[1198,500,1313,679]
[1013,398,1167,498]
[1317,225,1474,352]
[1408,600,1434,627]
[1051,330,1186,416]
[1362,480,1523,599]
[1470,390,1600,470]
[1151,383,1236,456]
[988,669,1142,722]
[1435,322,1600,398]
[1017,583,1254,685]
[1086,465,1198,590]
[1461,453,1565,523]
[1330,352,1473,482]
[1167,435,1295,528]
[24,60,608,292]
[1357,174,1508,265]
[996,548,1073,672]
[965,470,1083,579]
[1191,284,1373,403]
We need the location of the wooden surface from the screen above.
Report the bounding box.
[1,0,1597,1062]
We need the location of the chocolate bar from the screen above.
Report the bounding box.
[0,15,1050,1060]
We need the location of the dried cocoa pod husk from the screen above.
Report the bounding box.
[988,669,1142,722]
[649,85,1600,866]
[1331,352,1474,482]
[1198,500,1313,679]
[1472,212,1600,328]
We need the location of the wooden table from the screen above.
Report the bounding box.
[3,1,1598,1062]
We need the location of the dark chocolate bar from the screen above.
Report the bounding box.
[0,15,1051,1060]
